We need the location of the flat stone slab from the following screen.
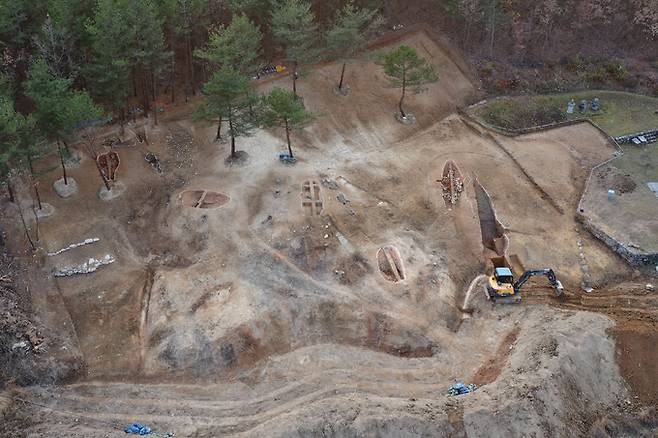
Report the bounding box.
[99,181,126,201]
[35,203,55,218]
[53,177,78,198]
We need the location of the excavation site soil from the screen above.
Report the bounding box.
[2,31,657,437]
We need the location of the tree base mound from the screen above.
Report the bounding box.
[395,112,416,125]
[53,178,78,198]
[333,85,350,97]
[224,150,249,167]
[98,181,126,201]
[35,203,55,218]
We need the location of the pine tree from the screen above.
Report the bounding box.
[25,58,102,185]
[126,0,171,123]
[160,0,207,101]
[195,14,263,75]
[87,0,133,126]
[195,67,258,158]
[271,0,320,98]
[261,87,314,158]
[326,2,381,94]
[0,76,35,202]
[381,45,438,120]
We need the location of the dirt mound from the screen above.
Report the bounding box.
[597,167,637,195]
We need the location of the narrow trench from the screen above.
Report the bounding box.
[138,267,156,373]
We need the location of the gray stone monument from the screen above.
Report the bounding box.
[578,100,588,113]
[567,99,576,114]
[591,98,600,112]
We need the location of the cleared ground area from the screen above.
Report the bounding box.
[1,31,656,437]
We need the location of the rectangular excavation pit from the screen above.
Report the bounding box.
[301,180,323,216]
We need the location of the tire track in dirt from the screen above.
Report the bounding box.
[470,326,520,386]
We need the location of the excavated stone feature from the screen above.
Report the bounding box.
[377,246,406,282]
[180,190,230,209]
[97,151,120,181]
[54,254,115,277]
[301,180,323,216]
[440,160,464,208]
[53,177,78,198]
[47,238,100,257]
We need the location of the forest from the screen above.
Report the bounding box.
[1,0,657,194]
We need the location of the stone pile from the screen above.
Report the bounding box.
[54,254,115,277]
[47,238,100,257]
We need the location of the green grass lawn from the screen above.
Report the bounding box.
[473,90,658,137]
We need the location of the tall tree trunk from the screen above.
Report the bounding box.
[399,71,407,118]
[31,205,39,242]
[292,61,298,98]
[142,69,150,119]
[129,98,136,123]
[27,152,34,174]
[338,62,347,90]
[285,118,293,158]
[34,184,42,211]
[151,68,156,101]
[229,115,236,158]
[7,182,15,203]
[216,115,223,141]
[152,65,158,126]
[132,66,138,97]
[17,206,36,251]
[120,107,126,135]
[58,143,68,185]
[187,33,195,96]
[489,0,497,58]
[171,49,176,103]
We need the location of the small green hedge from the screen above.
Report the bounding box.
[479,97,566,131]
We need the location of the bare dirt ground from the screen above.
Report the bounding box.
[1,31,657,437]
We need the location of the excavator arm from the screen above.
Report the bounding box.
[513,269,564,296]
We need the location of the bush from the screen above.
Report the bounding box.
[605,60,630,82]
[565,55,586,73]
[586,66,608,85]
[480,98,566,131]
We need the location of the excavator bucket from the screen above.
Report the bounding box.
[554,280,564,296]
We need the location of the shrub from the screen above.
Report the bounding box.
[481,98,566,131]
[605,60,629,82]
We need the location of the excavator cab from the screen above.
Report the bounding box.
[487,267,518,303]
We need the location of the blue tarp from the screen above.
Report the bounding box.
[279,153,297,165]
[447,382,478,396]
[124,423,152,435]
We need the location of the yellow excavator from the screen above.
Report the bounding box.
[487,267,564,304]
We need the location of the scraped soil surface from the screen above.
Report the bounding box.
[1,30,656,437]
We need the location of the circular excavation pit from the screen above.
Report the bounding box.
[180,190,230,209]
[377,246,406,283]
